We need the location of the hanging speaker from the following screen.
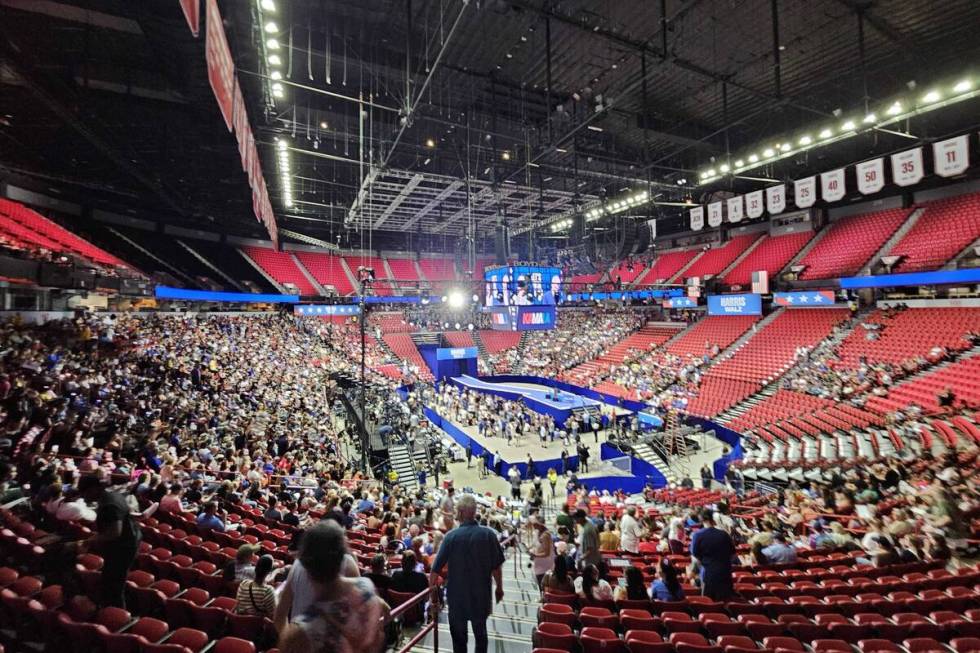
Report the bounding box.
[494,225,509,264]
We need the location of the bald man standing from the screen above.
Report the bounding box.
[430,494,505,653]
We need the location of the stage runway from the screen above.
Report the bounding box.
[504,382,634,418]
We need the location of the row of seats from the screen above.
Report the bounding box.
[865,357,980,417]
[381,333,434,381]
[728,391,883,443]
[667,316,759,360]
[686,310,848,417]
[835,308,979,369]
[723,232,813,287]
[636,250,701,284]
[0,198,126,268]
[682,235,760,282]
[292,251,355,295]
[890,193,980,272]
[565,324,680,384]
[478,330,522,354]
[799,208,911,280]
[241,247,317,295]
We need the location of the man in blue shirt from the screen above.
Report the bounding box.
[430,494,505,653]
[762,532,798,564]
[690,510,736,600]
[196,501,226,533]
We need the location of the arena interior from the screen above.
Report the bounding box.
[1,1,980,653]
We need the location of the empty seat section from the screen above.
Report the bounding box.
[0,198,127,267]
[799,208,910,279]
[343,255,391,295]
[443,331,475,348]
[242,246,317,295]
[681,234,758,281]
[666,316,758,359]
[381,333,433,381]
[865,355,980,416]
[565,324,679,384]
[609,260,647,284]
[479,331,521,354]
[889,193,980,272]
[418,258,457,291]
[835,308,980,369]
[723,231,813,286]
[637,249,700,284]
[386,258,420,282]
[686,309,848,416]
[372,312,416,334]
[292,252,355,295]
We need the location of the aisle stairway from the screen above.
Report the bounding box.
[388,442,426,493]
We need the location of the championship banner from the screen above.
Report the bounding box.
[855,158,885,195]
[773,290,836,307]
[821,168,846,202]
[180,0,200,36]
[933,135,969,177]
[745,190,764,218]
[205,0,234,130]
[646,219,657,240]
[766,184,785,214]
[707,202,723,227]
[891,147,924,187]
[794,177,816,208]
[727,195,743,223]
[690,206,704,231]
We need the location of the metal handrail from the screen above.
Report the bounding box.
[385,532,519,653]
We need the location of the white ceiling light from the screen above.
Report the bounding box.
[819,128,833,139]
[264,21,279,33]
[272,86,284,98]
[763,148,775,158]
[270,71,282,80]
[922,90,941,103]
[719,164,730,173]
[266,38,280,50]
[841,120,856,131]
[863,112,877,123]
[260,0,276,11]
[779,143,791,152]
[748,154,759,163]
[586,125,604,132]
[953,79,973,93]
[276,139,287,150]
[885,102,902,116]
[734,159,744,167]
[798,135,812,145]
[268,54,281,66]
[705,169,716,177]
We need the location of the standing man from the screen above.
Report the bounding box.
[619,506,645,555]
[700,464,713,489]
[440,486,456,530]
[430,495,505,653]
[508,465,522,500]
[77,475,142,607]
[466,442,473,469]
[690,509,736,600]
[574,509,601,570]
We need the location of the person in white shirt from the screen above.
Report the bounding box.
[619,506,645,554]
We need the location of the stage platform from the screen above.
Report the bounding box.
[450,374,606,425]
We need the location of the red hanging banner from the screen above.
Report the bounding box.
[205,0,234,131]
[179,0,200,37]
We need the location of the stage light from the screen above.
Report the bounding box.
[819,128,833,139]
[440,295,447,303]
[270,71,282,80]
[863,112,877,123]
[779,142,791,152]
[319,121,328,129]
[676,178,686,185]
[467,324,474,331]
[705,168,716,177]
[886,102,902,116]
[733,160,743,167]
[501,151,511,160]
[272,86,284,98]
[272,83,283,93]
[455,323,461,330]
[443,322,449,329]
[267,38,280,49]
[922,89,941,103]
[841,120,856,131]
[954,79,972,93]
[268,54,281,66]
[425,138,436,148]
[276,139,288,150]
[748,154,759,163]
[719,164,730,173]
[763,148,774,157]
[261,0,276,11]
[264,21,278,33]
[798,135,812,145]
[472,294,480,303]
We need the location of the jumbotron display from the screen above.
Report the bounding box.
[484,265,562,306]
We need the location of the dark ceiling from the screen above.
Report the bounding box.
[1,0,979,247]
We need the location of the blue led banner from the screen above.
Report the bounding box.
[773,290,836,306]
[436,347,478,360]
[663,296,698,309]
[155,286,299,303]
[840,268,980,289]
[487,305,557,331]
[707,293,762,315]
[294,304,361,316]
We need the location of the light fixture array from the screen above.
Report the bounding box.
[276,138,293,207]
[698,75,977,184]
[550,218,573,233]
[584,190,649,221]
[257,0,285,100]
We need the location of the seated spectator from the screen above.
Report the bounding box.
[649,559,685,601]
[236,555,277,617]
[224,544,259,582]
[599,520,620,551]
[574,563,613,601]
[364,554,392,593]
[613,565,648,602]
[761,532,798,564]
[389,550,428,594]
[541,554,575,595]
[159,483,188,514]
[264,496,283,523]
[196,501,226,533]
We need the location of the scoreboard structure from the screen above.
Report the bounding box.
[484,265,562,306]
[486,305,558,332]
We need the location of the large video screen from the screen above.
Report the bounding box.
[484,265,562,306]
